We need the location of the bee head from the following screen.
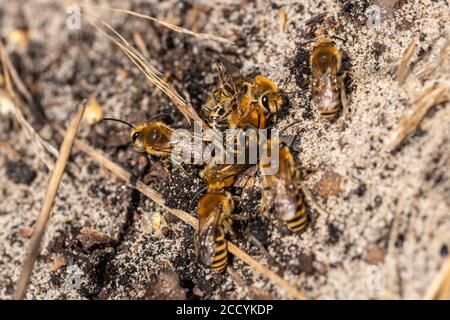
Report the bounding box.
[130,125,145,152]
[255,75,283,114]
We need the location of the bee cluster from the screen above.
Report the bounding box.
[104,38,346,272]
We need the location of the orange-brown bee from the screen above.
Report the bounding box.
[259,140,307,233]
[310,38,346,120]
[252,75,283,115]
[195,191,235,271]
[227,94,268,129]
[227,76,282,130]
[203,58,283,130]
[102,118,204,166]
[129,121,175,157]
[200,163,251,192]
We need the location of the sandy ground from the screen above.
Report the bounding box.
[0,0,449,299]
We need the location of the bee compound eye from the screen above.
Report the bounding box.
[132,132,140,142]
[262,95,270,110]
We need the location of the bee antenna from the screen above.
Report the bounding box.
[280,119,301,134]
[193,186,207,201]
[299,39,317,47]
[102,117,135,129]
[283,90,303,96]
[279,74,292,92]
[330,35,346,43]
[145,113,170,123]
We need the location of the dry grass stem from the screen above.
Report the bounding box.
[423,256,450,300]
[79,4,234,45]
[0,40,33,104]
[13,103,85,300]
[87,16,200,123]
[397,33,420,86]
[385,84,449,151]
[0,42,58,170]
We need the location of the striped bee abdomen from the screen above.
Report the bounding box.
[314,85,341,120]
[283,196,308,233]
[210,230,228,271]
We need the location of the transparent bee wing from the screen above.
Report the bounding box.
[217,55,253,86]
[198,211,221,266]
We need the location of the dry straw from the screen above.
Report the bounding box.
[0,39,58,170]
[397,33,420,86]
[385,84,449,151]
[14,103,85,300]
[78,4,234,45]
[423,256,450,300]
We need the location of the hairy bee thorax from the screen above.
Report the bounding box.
[201,163,251,192]
[130,121,174,157]
[310,38,342,72]
[203,62,283,131]
[197,192,234,227]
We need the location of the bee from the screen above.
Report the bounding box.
[252,75,283,116]
[203,58,283,130]
[195,191,235,271]
[227,94,267,129]
[129,121,175,156]
[310,38,346,120]
[259,140,307,233]
[202,58,253,130]
[227,76,283,130]
[102,117,204,167]
[201,163,251,192]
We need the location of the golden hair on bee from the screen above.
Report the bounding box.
[129,121,175,157]
[102,117,176,157]
[310,37,345,120]
[203,57,283,131]
[228,98,268,129]
[253,75,283,115]
[259,140,308,233]
[196,191,235,272]
[202,57,253,131]
[201,163,251,192]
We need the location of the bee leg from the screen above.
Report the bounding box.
[297,165,319,180]
[343,71,356,80]
[223,220,235,236]
[170,157,192,178]
[339,74,349,118]
[299,182,330,218]
[259,188,272,219]
[160,159,171,175]
[194,231,200,262]
[175,164,192,178]
[231,194,240,200]
[292,76,310,89]
[230,213,251,221]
